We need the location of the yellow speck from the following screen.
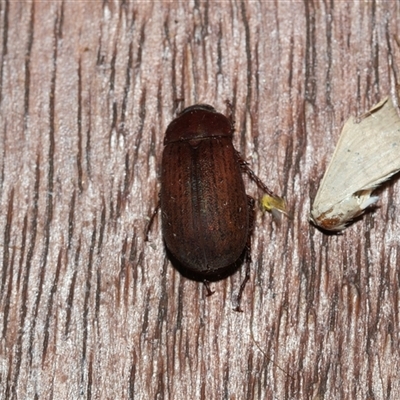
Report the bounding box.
[260,194,289,221]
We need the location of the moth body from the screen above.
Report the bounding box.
[311,94,400,231]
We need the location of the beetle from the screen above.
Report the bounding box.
[147,103,283,310]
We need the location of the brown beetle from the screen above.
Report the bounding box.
[147,104,284,310]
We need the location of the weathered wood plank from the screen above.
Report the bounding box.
[0,1,399,399]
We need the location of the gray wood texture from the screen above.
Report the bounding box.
[1,1,400,399]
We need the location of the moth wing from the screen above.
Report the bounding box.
[313,96,400,215]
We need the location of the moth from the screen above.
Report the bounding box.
[310,92,400,231]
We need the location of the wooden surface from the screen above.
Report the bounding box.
[1,1,400,399]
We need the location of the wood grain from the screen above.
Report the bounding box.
[1,1,400,399]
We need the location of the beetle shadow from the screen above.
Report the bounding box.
[164,246,245,283]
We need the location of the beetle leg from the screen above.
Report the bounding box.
[235,150,277,197]
[234,251,251,312]
[235,196,255,312]
[203,280,215,296]
[145,200,161,241]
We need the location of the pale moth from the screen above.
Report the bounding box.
[310,92,400,231]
